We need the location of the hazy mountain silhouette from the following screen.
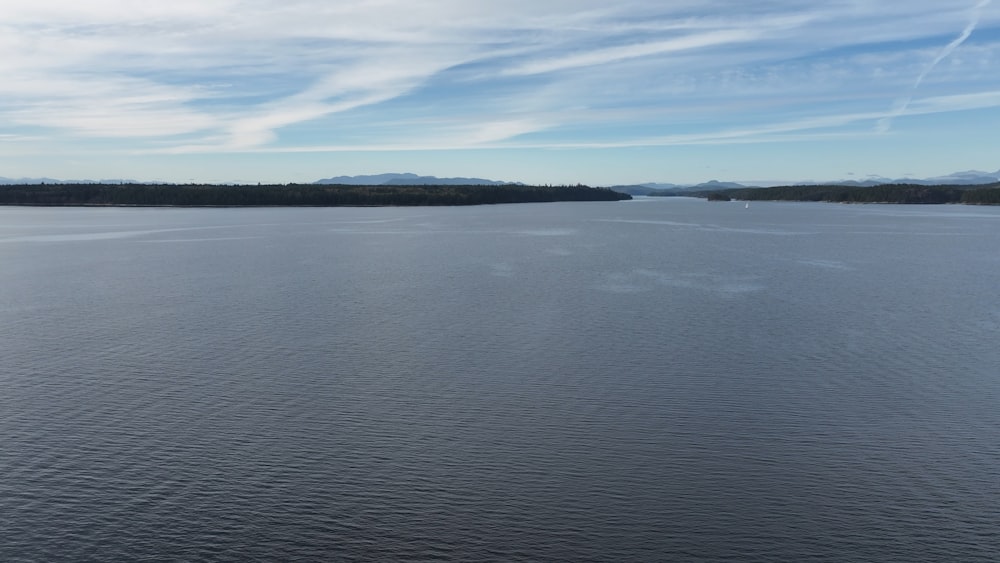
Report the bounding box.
[314,173,517,185]
[0,176,136,185]
[3,168,997,189]
[610,169,1000,195]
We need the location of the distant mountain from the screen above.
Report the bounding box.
[314,173,517,186]
[0,176,64,184]
[826,171,1000,187]
[0,176,137,185]
[690,180,748,190]
[4,168,997,190]
[921,169,1000,185]
[611,169,1000,195]
[641,182,683,190]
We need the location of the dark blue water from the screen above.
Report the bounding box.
[2,199,999,561]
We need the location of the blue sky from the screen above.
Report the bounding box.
[2,0,999,185]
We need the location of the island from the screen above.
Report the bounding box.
[0,183,631,207]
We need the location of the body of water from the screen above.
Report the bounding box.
[2,199,999,561]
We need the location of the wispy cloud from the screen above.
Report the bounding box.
[877,0,994,132]
[2,1,999,182]
[159,87,1000,155]
[501,29,763,76]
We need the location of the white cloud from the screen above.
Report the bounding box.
[501,29,764,76]
[2,0,999,180]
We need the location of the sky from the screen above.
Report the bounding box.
[2,0,999,186]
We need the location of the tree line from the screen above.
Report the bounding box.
[0,183,631,206]
[698,183,1000,205]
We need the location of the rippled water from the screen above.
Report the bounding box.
[2,199,999,561]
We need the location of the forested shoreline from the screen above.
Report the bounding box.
[0,183,630,206]
[698,182,1000,205]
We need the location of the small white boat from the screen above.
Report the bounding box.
[745,202,749,209]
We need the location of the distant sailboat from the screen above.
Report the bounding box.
[745,202,749,209]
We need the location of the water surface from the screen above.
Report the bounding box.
[2,199,999,561]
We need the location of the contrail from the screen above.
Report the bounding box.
[877,0,991,132]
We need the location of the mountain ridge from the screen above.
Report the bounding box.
[313,173,520,186]
[0,176,138,185]
[3,169,997,189]
[610,169,1000,195]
